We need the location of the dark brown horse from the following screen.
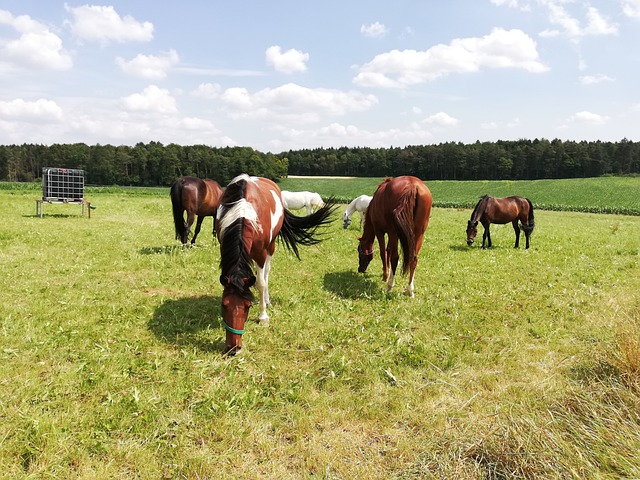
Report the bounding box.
[170,176,223,245]
[216,174,335,354]
[466,195,535,249]
[357,176,432,297]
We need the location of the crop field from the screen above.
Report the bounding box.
[1,179,640,479]
[280,176,640,215]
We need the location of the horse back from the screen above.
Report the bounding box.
[199,179,223,216]
[245,177,284,255]
[485,196,529,224]
[368,176,431,233]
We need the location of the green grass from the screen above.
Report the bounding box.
[1,183,640,478]
[280,176,640,215]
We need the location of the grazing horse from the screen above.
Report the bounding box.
[216,174,335,354]
[170,176,223,245]
[466,195,535,249]
[281,190,324,215]
[357,176,432,297]
[342,194,372,229]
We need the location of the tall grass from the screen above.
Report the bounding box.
[0,183,639,478]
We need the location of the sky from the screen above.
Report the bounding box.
[1,1,639,153]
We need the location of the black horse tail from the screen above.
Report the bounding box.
[170,179,187,241]
[524,198,535,232]
[279,197,337,259]
[393,189,419,276]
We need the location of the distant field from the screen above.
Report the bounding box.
[4,175,639,215]
[279,176,640,215]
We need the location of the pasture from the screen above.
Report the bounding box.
[1,180,639,479]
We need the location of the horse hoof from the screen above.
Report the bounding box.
[224,345,242,356]
[258,317,269,326]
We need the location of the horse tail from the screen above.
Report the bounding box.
[170,179,186,241]
[279,197,337,259]
[524,198,535,232]
[393,190,418,276]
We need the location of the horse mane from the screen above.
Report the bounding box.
[217,177,255,301]
[470,195,491,223]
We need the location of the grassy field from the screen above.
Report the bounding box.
[280,176,640,215]
[1,180,640,479]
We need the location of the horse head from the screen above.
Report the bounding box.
[466,220,478,246]
[342,213,352,229]
[220,274,256,355]
[357,238,374,273]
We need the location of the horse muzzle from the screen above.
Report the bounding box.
[467,239,474,246]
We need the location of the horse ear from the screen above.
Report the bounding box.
[220,275,230,286]
[244,275,256,288]
[356,236,361,241]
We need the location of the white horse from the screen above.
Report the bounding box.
[343,194,372,229]
[281,190,324,215]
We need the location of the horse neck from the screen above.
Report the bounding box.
[360,216,376,247]
[470,196,489,222]
[345,199,358,218]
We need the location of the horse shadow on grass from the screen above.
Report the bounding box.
[148,295,226,353]
[323,270,386,300]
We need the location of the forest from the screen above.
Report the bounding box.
[1,137,639,186]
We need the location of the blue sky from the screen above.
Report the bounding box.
[1,1,639,153]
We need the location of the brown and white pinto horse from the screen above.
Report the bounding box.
[170,176,223,245]
[466,195,535,249]
[216,174,335,354]
[357,176,432,297]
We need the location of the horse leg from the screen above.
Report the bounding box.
[512,220,520,248]
[386,236,400,293]
[482,225,489,249]
[191,215,205,244]
[376,234,388,281]
[524,227,531,249]
[406,235,424,298]
[255,255,272,325]
[184,211,196,245]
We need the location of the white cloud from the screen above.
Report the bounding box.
[120,85,177,114]
[360,22,389,38]
[538,1,617,40]
[116,49,179,79]
[583,7,617,35]
[191,83,222,99]
[221,83,378,123]
[265,46,309,74]
[568,111,609,125]
[65,5,153,45]
[490,0,529,8]
[579,74,614,85]
[422,112,458,126]
[267,121,438,151]
[623,0,640,18]
[0,98,63,120]
[0,10,72,70]
[354,28,548,88]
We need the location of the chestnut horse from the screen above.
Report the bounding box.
[170,176,223,245]
[216,174,335,354]
[357,176,432,297]
[466,195,535,249]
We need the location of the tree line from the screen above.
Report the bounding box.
[0,138,639,186]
